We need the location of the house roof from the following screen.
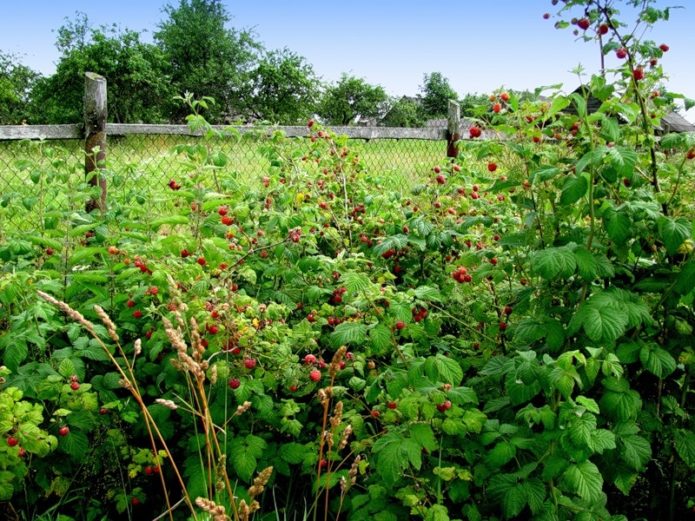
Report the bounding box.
[659,111,695,133]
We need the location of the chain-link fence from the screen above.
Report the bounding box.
[0,127,449,234]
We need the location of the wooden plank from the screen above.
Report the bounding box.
[84,72,108,212]
[106,123,446,140]
[0,124,81,140]
[0,123,447,142]
[447,100,461,157]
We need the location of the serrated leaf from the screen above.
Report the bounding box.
[342,272,372,293]
[607,147,637,177]
[523,479,546,514]
[59,430,89,459]
[331,321,368,347]
[574,298,628,343]
[413,285,442,302]
[372,433,407,486]
[531,246,577,280]
[562,461,604,502]
[604,208,631,245]
[4,342,28,371]
[658,216,690,254]
[424,355,463,385]
[369,324,393,355]
[674,429,695,469]
[576,147,605,174]
[560,174,589,206]
[639,344,676,378]
[410,423,437,452]
[589,429,616,454]
[619,434,651,470]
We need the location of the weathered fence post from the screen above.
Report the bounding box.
[446,100,460,158]
[84,72,107,212]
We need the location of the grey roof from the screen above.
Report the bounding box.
[660,111,695,133]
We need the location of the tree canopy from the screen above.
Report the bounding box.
[318,75,388,125]
[155,0,260,122]
[31,16,172,123]
[420,72,459,119]
[0,51,40,124]
[247,48,319,124]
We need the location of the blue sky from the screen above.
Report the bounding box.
[2,1,694,120]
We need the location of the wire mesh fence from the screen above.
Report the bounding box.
[0,128,449,235]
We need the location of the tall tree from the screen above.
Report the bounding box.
[247,48,319,124]
[319,74,388,125]
[381,96,424,127]
[155,0,260,122]
[31,15,172,123]
[420,72,458,119]
[0,51,40,124]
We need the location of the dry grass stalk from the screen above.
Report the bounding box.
[234,401,252,416]
[338,425,352,450]
[94,305,119,342]
[329,346,347,379]
[195,497,229,521]
[155,398,178,410]
[37,291,96,336]
[248,466,273,498]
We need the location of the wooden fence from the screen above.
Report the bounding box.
[0,72,472,211]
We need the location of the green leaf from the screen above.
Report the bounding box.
[409,423,437,452]
[575,147,605,174]
[486,441,516,467]
[4,342,28,371]
[342,272,372,293]
[424,355,463,385]
[607,147,637,177]
[658,216,690,254]
[639,343,676,378]
[59,430,89,459]
[560,174,588,206]
[619,434,651,471]
[331,321,368,347]
[573,247,598,280]
[562,461,604,502]
[413,285,442,302]
[573,297,628,343]
[674,429,695,469]
[589,429,616,454]
[149,215,189,229]
[604,208,631,245]
[531,246,576,280]
[372,433,407,486]
[532,166,561,183]
[369,324,393,355]
[228,435,265,482]
[280,443,307,465]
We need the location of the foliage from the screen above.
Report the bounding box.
[381,96,425,128]
[0,51,40,124]
[30,15,173,124]
[318,74,389,125]
[420,72,458,119]
[155,0,260,122]
[1,1,695,520]
[247,48,320,124]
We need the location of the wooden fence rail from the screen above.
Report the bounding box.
[0,73,471,210]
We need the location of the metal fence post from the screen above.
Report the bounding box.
[446,100,460,159]
[84,72,107,212]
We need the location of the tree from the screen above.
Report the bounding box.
[31,15,172,123]
[155,0,260,122]
[0,51,40,124]
[247,48,319,124]
[319,75,389,125]
[380,96,424,127]
[420,72,458,119]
